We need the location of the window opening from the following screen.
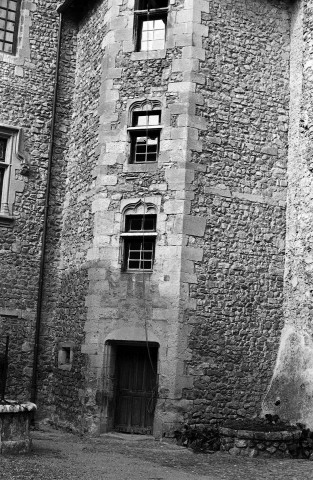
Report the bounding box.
[60,347,71,365]
[134,0,168,52]
[136,0,168,9]
[128,111,161,164]
[0,138,7,209]
[58,344,74,371]
[141,18,165,51]
[122,214,157,271]
[0,0,21,54]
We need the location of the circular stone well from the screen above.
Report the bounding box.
[0,400,36,454]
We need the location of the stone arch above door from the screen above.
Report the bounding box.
[104,326,160,345]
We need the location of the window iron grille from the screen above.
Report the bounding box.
[141,18,165,51]
[126,238,154,270]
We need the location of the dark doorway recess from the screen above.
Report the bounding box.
[114,343,158,434]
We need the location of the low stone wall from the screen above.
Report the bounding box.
[220,427,302,458]
[0,401,36,454]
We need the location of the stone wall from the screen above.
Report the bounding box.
[36,0,295,436]
[1,0,303,437]
[35,0,210,435]
[0,0,59,399]
[37,2,107,432]
[184,0,291,424]
[263,0,313,430]
[80,0,196,435]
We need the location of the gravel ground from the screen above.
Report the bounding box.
[1,427,313,479]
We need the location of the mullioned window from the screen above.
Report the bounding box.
[0,0,21,54]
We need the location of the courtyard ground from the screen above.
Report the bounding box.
[0,427,313,479]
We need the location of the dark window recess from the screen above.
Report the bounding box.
[0,167,4,208]
[126,214,156,232]
[125,238,155,270]
[130,111,161,163]
[0,138,6,160]
[134,0,168,52]
[136,0,168,9]
[58,345,73,369]
[61,347,71,364]
[123,214,157,271]
[0,138,7,208]
[0,0,21,54]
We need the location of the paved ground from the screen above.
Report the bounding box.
[1,428,313,479]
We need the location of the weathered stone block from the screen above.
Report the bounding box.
[183,215,206,237]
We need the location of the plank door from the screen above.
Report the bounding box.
[114,344,158,434]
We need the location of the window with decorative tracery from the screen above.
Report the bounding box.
[123,214,157,271]
[120,203,158,272]
[128,101,162,164]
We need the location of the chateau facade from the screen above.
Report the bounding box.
[0,0,311,436]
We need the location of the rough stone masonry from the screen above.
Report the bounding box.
[0,0,313,437]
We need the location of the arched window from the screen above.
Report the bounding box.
[121,201,157,271]
[128,100,162,164]
[134,0,169,52]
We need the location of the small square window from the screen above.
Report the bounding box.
[58,343,74,371]
[134,0,168,52]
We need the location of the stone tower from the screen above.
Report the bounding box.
[2,0,313,437]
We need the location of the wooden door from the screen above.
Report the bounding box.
[114,344,158,434]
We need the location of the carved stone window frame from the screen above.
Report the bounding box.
[120,200,158,272]
[127,100,163,165]
[133,0,169,52]
[0,125,26,226]
[0,0,21,55]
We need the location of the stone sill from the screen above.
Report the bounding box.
[121,271,153,276]
[0,214,14,227]
[58,364,72,371]
[123,163,158,173]
[131,50,166,61]
[0,308,22,318]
